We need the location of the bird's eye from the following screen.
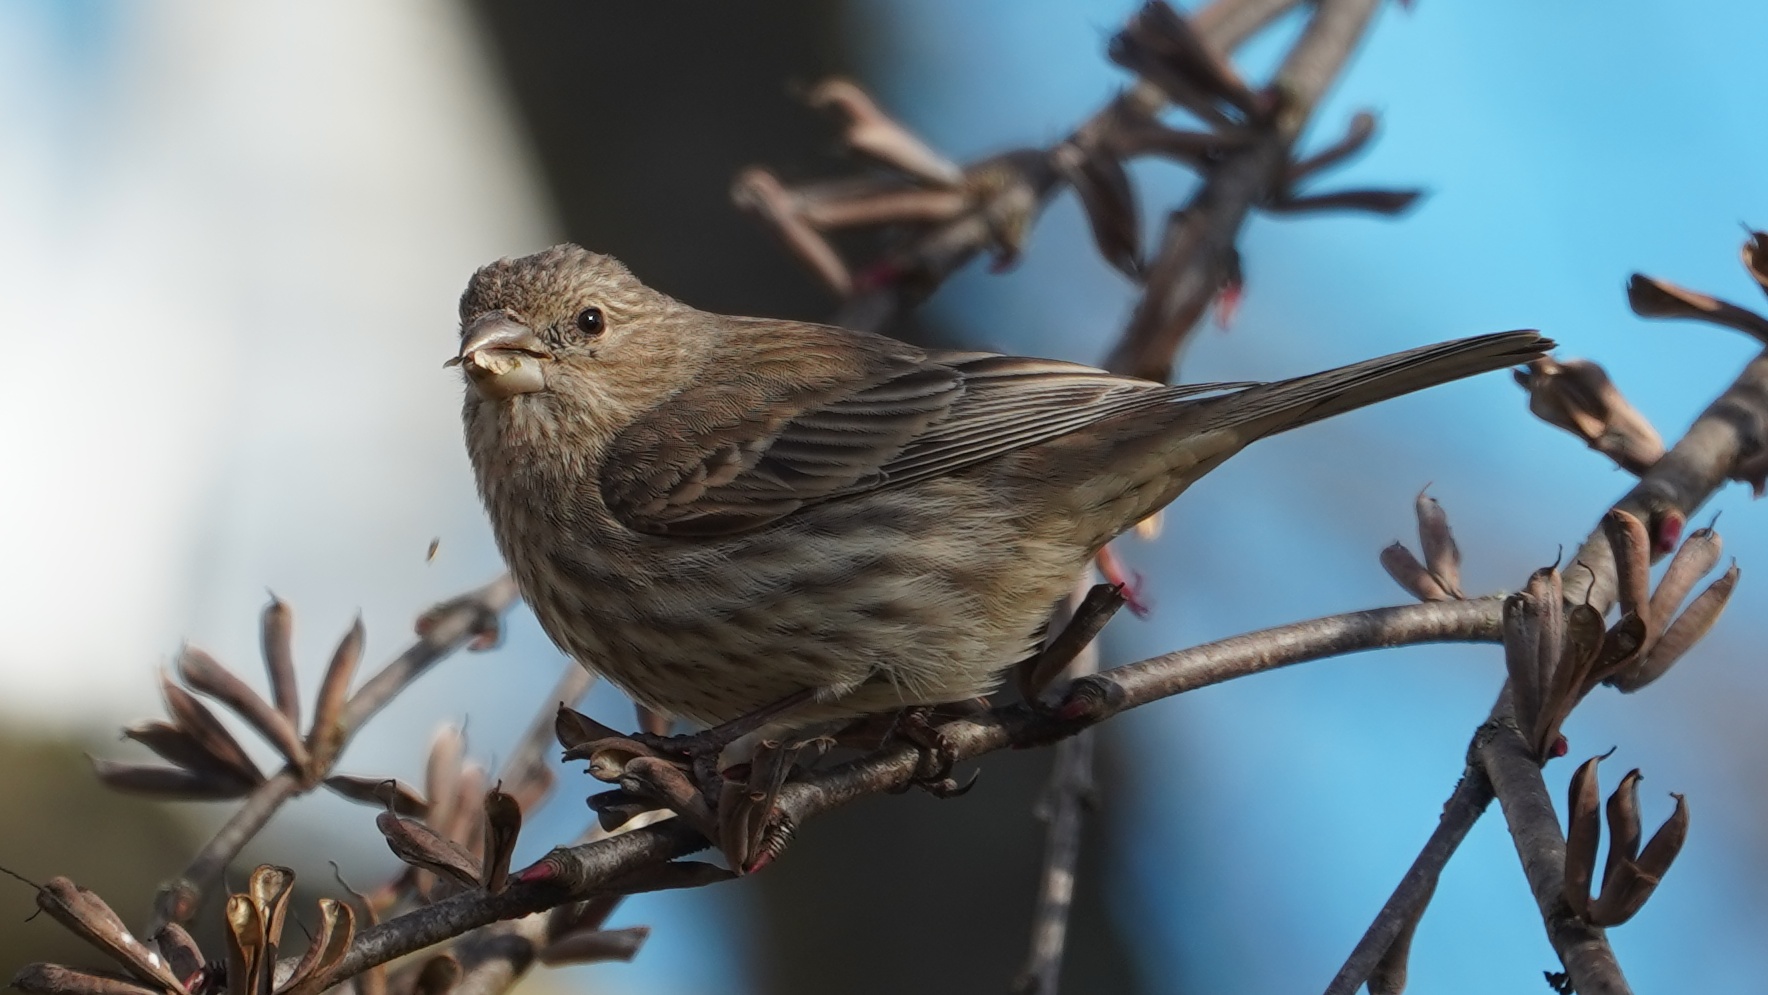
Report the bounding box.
[575,306,605,337]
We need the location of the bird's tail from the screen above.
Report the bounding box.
[1196,329,1551,440]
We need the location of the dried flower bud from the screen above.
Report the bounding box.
[1627,273,1768,344]
[246,865,293,969]
[305,618,364,778]
[278,899,354,995]
[10,964,160,995]
[1265,189,1424,216]
[1648,526,1723,628]
[1109,1,1259,123]
[588,790,655,833]
[177,647,307,770]
[259,597,299,727]
[1602,769,1644,890]
[1050,143,1142,278]
[90,759,250,801]
[806,79,963,187]
[323,775,427,817]
[554,705,625,753]
[1381,542,1451,602]
[423,724,466,835]
[1603,509,1653,630]
[1742,229,1768,299]
[1589,792,1687,927]
[480,787,522,894]
[35,878,185,993]
[375,812,480,890]
[1563,755,1604,918]
[619,757,717,839]
[159,673,263,789]
[1286,110,1378,185]
[539,926,652,967]
[1414,489,1463,598]
[222,893,262,995]
[1514,357,1663,475]
[149,924,203,985]
[731,168,853,297]
[1617,563,1739,691]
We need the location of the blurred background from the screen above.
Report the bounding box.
[2,1,1765,992]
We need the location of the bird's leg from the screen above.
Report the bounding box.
[1015,582,1129,706]
[884,706,976,798]
[628,688,818,787]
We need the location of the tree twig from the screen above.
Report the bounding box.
[151,575,520,928]
[1330,345,1768,994]
[1479,716,1633,995]
[1014,578,1105,995]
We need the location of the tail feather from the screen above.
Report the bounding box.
[1199,329,1551,440]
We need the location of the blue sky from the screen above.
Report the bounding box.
[847,1,1768,992]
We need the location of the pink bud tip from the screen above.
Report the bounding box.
[1654,512,1685,555]
[1213,281,1244,331]
[1053,698,1094,723]
[513,860,559,884]
[1551,736,1569,758]
[854,261,902,293]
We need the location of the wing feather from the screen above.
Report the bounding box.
[599,325,1255,536]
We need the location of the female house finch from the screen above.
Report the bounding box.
[456,245,1546,732]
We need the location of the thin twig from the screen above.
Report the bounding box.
[834,0,1310,335]
[1324,724,1499,995]
[341,575,520,734]
[1107,0,1383,380]
[1479,718,1633,995]
[153,769,304,926]
[150,575,520,929]
[1014,578,1105,995]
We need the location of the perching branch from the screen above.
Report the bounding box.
[298,597,1501,983]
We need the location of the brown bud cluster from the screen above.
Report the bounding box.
[1514,357,1664,476]
[1562,755,1689,927]
[12,866,354,995]
[331,724,525,903]
[94,599,366,800]
[1380,488,1467,602]
[1504,511,1737,761]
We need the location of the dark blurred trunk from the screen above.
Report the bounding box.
[465,4,1154,992]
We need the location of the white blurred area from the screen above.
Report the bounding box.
[0,2,554,724]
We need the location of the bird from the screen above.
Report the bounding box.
[454,244,1548,736]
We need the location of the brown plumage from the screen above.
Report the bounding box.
[456,244,1548,730]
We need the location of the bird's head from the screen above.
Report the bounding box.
[453,244,690,413]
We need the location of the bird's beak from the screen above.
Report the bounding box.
[450,311,551,400]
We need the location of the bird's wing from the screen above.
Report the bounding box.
[600,323,1250,537]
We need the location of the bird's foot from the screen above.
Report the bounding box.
[885,706,976,798]
[715,737,819,874]
[616,688,816,788]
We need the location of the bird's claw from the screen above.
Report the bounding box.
[885,706,971,797]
